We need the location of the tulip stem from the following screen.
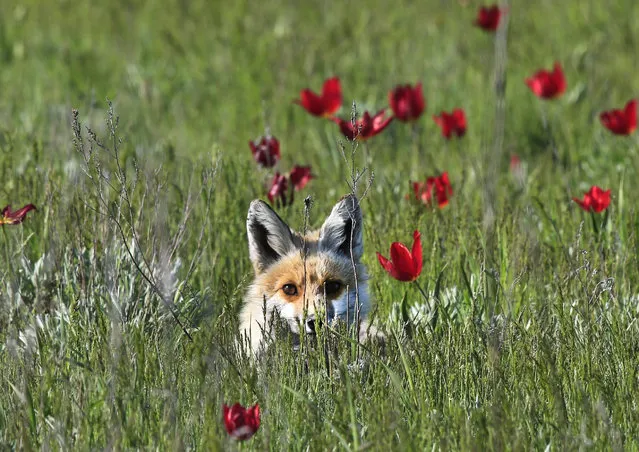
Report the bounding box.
[2,227,14,278]
[413,279,429,304]
[364,141,371,168]
[590,210,599,236]
[539,103,561,168]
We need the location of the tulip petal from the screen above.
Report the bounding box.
[411,230,423,278]
[390,242,416,281]
[377,252,398,279]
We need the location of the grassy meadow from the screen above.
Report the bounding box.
[1,0,639,449]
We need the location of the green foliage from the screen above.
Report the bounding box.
[1,0,639,449]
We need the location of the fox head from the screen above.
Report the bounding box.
[240,195,369,353]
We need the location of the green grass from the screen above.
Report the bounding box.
[1,0,639,449]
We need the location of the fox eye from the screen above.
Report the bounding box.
[282,284,298,296]
[323,280,342,295]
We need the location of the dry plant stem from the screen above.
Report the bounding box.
[301,196,311,349]
[72,105,193,342]
[483,4,509,315]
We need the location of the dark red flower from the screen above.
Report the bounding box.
[525,63,566,99]
[573,186,611,213]
[1,204,36,226]
[388,83,425,122]
[433,109,467,139]
[267,172,289,206]
[223,403,260,441]
[377,230,423,282]
[249,135,281,168]
[289,165,313,191]
[600,100,637,135]
[332,109,394,141]
[509,154,526,184]
[510,154,521,173]
[411,172,453,208]
[294,77,342,117]
[474,5,505,31]
[266,166,313,206]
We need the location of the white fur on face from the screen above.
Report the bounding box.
[329,283,370,325]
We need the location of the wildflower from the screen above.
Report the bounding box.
[525,63,566,99]
[600,99,637,135]
[573,186,611,213]
[510,154,526,185]
[332,109,393,141]
[411,172,452,208]
[267,173,289,206]
[388,83,425,122]
[249,135,281,168]
[289,165,313,191]
[377,230,423,282]
[1,204,36,225]
[474,5,505,31]
[433,109,467,139]
[266,166,313,206]
[223,403,260,441]
[294,77,342,117]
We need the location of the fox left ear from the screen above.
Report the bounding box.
[318,194,363,260]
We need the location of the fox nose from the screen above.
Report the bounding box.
[305,316,322,334]
[305,317,316,334]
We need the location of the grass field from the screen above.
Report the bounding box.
[1,0,639,449]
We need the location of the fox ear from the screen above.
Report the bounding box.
[318,194,363,260]
[247,200,297,273]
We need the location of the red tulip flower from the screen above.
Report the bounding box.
[266,166,313,206]
[267,172,289,206]
[332,109,394,141]
[377,230,423,282]
[433,109,467,139]
[294,77,342,117]
[474,5,506,31]
[1,204,36,226]
[388,83,425,122]
[525,63,566,99]
[600,99,637,135]
[289,165,313,191]
[411,172,452,208]
[223,403,260,441]
[510,154,521,173]
[249,135,281,168]
[573,186,611,213]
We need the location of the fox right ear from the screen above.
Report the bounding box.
[246,200,297,273]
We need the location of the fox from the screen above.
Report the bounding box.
[239,194,371,356]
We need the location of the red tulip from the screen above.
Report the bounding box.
[294,77,342,117]
[289,165,313,191]
[1,204,36,226]
[388,83,425,122]
[377,230,423,282]
[474,5,505,31]
[266,166,313,206]
[525,63,566,99]
[332,109,394,141]
[573,186,611,213]
[510,154,521,173]
[223,403,260,441]
[600,99,637,135]
[267,172,289,206]
[249,135,281,168]
[432,109,467,139]
[411,172,452,208]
